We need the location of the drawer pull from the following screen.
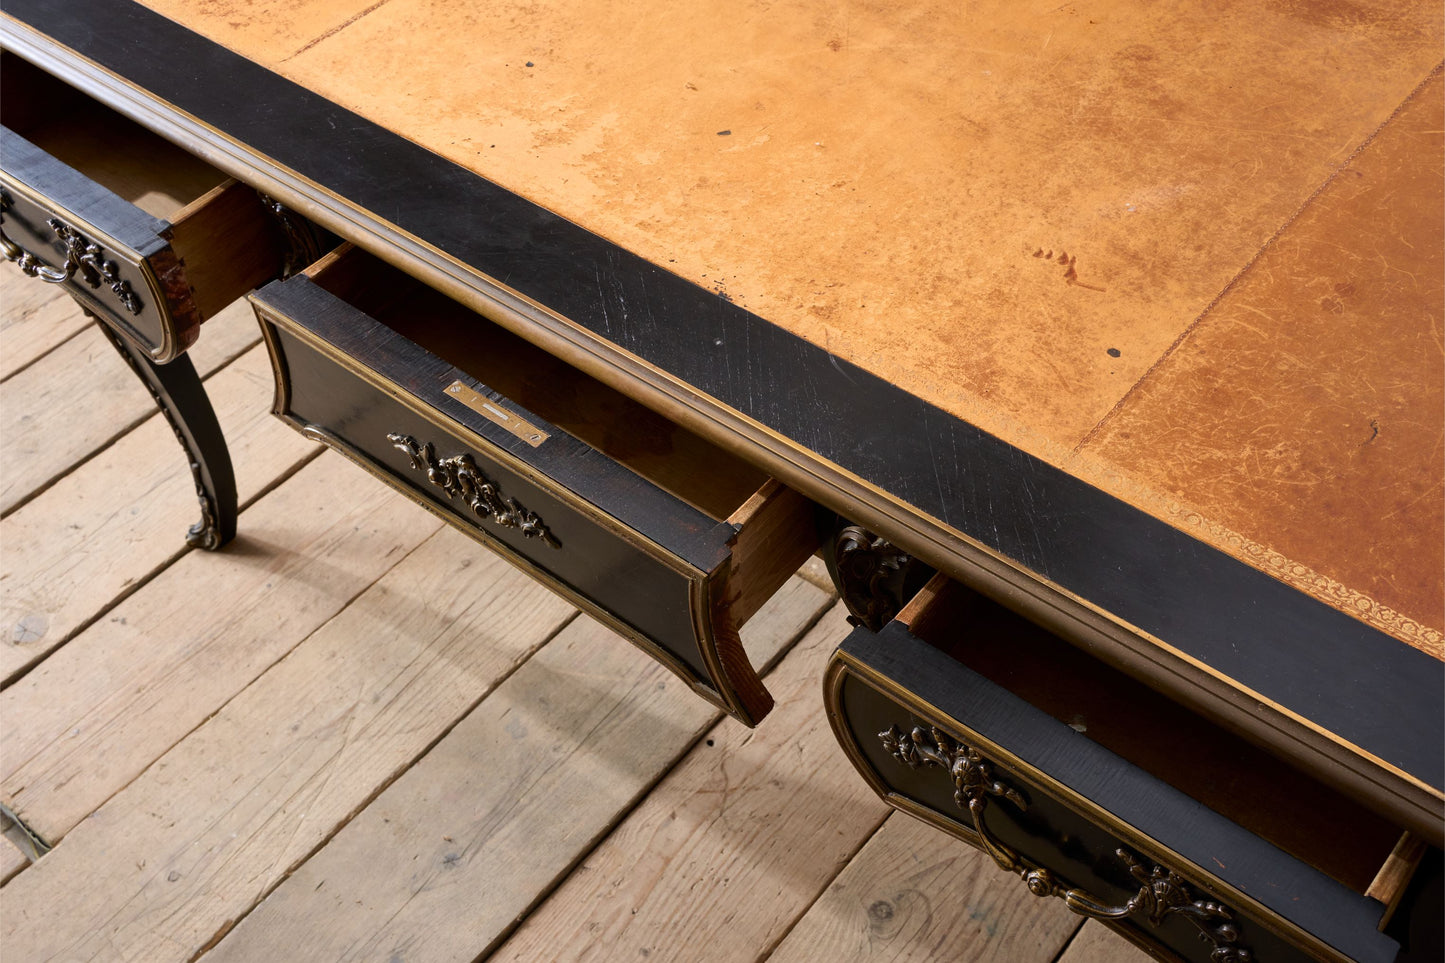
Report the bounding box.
[0,190,143,312]
[879,724,1256,961]
[387,432,561,549]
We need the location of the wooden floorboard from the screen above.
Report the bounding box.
[1058,920,1155,963]
[0,815,34,886]
[488,600,881,963]
[767,814,1081,963]
[0,285,1146,961]
[0,292,258,516]
[0,453,441,843]
[0,836,26,885]
[0,339,317,684]
[203,582,830,963]
[1,529,579,962]
[0,264,90,382]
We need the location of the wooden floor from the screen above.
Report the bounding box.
[0,268,1151,962]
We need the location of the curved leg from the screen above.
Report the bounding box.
[88,310,237,550]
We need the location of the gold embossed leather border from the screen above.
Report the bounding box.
[1163,503,1442,659]
[1076,452,1443,660]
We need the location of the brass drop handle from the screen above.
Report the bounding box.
[879,724,1255,960]
[881,724,1133,914]
[0,192,76,283]
[0,189,144,313]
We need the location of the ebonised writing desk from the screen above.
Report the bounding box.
[1,1,1440,959]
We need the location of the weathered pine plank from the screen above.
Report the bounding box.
[485,600,882,963]
[0,451,441,843]
[0,294,257,515]
[0,831,29,886]
[794,554,835,594]
[1056,920,1153,963]
[766,814,1082,963]
[201,581,834,963]
[0,265,89,382]
[0,526,578,962]
[0,809,35,884]
[0,339,315,683]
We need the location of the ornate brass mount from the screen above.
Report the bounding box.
[828,523,935,631]
[879,724,1255,961]
[257,192,323,279]
[0,189,142,313]
[387,432,561,549]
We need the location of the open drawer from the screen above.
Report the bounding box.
[0,53,291,361]
[250,245,819,725]
[825,574,1429,963]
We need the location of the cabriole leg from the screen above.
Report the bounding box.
[89,310,236,550]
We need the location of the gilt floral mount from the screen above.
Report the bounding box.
[879,724,1254,962]
[388,432,560,549]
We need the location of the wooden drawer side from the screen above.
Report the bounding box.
[167,178,285,321]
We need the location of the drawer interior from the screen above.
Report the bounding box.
[901,577,1404,896]
[1,53,225,219]
[306,246,770,521]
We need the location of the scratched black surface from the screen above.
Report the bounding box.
[5,0,1438,790]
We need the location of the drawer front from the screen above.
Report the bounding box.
[826,622,1401,963]
[251,271,810,725]
[1,118,288,362]
[1,126,189,357]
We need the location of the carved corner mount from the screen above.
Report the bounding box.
[388,432,561,549]
[878,724,1254,961]
[184,491,223,550]
[257,193,323,279]
[829,524,934,631]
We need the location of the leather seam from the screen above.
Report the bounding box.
[1074,60,1445,453]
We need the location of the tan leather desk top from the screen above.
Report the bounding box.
[131,0,1442,657]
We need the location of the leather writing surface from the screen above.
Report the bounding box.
[1082,73,1444,658]
[136,0,1439,444]
[128,0,1443,650]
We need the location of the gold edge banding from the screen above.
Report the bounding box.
[421,226,1445,805]
[407,239,1445,807]
[830,653,1359,963]
[7,12,1435,810]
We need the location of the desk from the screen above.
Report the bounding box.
[1,1,1440,959]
